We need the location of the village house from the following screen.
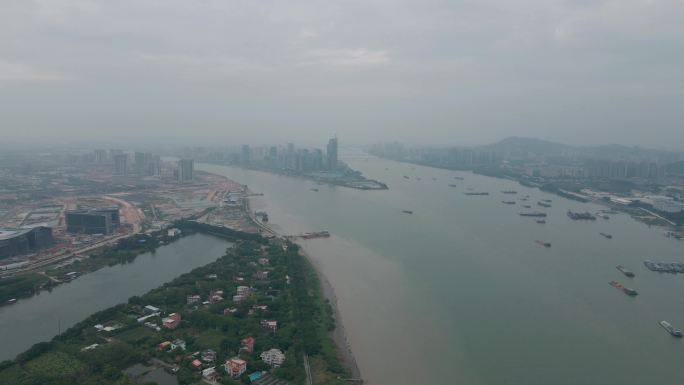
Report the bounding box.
[171,339,186,351]
[260,348,286,368]
[249,304,268,316]
[162,313,181,329]
[143,305,160,314]
[191,359,202,370]
[202,367,219,381]
[187,294,201,305]
[236,286,250,296]
[240,337,255,352]
[258,257,269,265]
[137,312,159,324]
[158,341,172,351]
[255,270,269,280]
[209,290,224,303]
[260,319,278,332]
[225,357,247,378]
[201,349,217,363]
[143,321,161,331]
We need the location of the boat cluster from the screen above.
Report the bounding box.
[644,260,684,274]
[566,210,597,220]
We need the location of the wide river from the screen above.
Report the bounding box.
[0,233,232,361]
[200,155,684,385]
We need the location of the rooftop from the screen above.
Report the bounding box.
[0,228,31,241]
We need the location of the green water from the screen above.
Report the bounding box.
[0,234,232,361]
[200,155,684,385]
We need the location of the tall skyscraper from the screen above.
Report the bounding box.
[114,154,128,175]
[327,137,338,171]
[149,155,162,176]
[94,149,107,164]
[178,159,194,182]
[241,145,251,165]
[134,152,146,174]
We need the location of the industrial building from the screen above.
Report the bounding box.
[65,207,120,234]
[0,226,54,259]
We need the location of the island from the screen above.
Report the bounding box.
[0,223,353,385]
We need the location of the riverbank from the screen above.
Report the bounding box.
[245,211,363,381]
[0,233,233,362]
[0,231,176,306]
[198,163,364,382]
[373,154,682,230]
[0,229,349,385]
[201,160,388,190]
[301,248,361,381]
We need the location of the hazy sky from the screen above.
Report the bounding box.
[0,0,682,148]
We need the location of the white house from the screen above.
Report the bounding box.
[260,348,286,368]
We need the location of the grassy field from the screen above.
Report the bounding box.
[24,351,86,382]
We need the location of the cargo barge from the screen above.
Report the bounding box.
[535,240,551,248]
[301,231,331,239]
[659,321,683,337]
[616,265,635,277]
[609,281,638,296]
[520,212,547,217]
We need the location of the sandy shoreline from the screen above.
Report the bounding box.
[298,246,362,380]
[240,184,362,381]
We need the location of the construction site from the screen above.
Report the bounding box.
[0,153,257,277]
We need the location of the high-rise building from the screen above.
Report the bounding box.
[134,152,146,174]
[313,149,324,170]
[268,146,278,168]
[285,143,295,169]
[133,152,157,176]
[94,149,107,164]
[327,137,338,171]
[114,154,128,175]
[149,155,162,176]
[178,159,194,182]
[241,145,251,165]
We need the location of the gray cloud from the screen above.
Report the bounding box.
[0,0,682,148]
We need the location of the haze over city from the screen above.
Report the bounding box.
[4,2,684,385]
[1,0,683,148]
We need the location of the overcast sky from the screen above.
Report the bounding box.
[0,0,682,149]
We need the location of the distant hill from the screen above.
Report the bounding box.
[481,137,681,161]
[481,137,573,156]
